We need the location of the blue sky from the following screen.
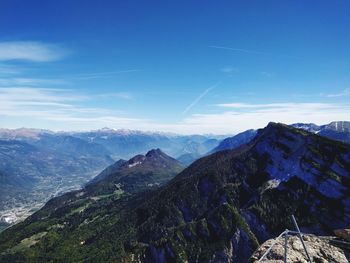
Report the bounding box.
[0,0,349,134]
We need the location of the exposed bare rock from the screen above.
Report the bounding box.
[250,234,350,263]
[335,229,350,242]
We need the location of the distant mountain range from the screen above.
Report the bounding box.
[0,128,221,229]
[1,122,349,262]
[292,121,350,143]
[0,127,223,160]
[70,128,223,160]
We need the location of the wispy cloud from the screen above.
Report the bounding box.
[209,45,270,55]
[174,102,350,134]
[0,87,87,103]
[0,63,22,75]
[183,82,220,114]
[0,77,66,86]
[0,88,348,134]
[215,102,336,110]
[70,69,141,80]
[97,92,133,100]
[209,45,299,59]
[0,41,67,62]
[0,87,147,131]
[322,88,350,98]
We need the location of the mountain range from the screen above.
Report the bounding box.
[292,121,350,144]
[211,121,350,154]
[1,122,349,262]
[0,128,221,230]
[0,128,223,161]
[1,121,349,231]
[72,128,222,160]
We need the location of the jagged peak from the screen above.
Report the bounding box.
[255,122,297,138]
[260,122,315,135]
[145,148,165,157]
[248,122,316,150]
[127,154,146,164]
[122,149,169,169]
[266,121,288,128]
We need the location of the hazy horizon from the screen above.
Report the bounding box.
[0,120,349,137]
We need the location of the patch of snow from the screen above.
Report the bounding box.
[128,161,142,168]
[147,183,160,187]
[265,179,281,189]
[0,213,18,224]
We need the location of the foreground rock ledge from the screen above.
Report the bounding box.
[250,234,350,263]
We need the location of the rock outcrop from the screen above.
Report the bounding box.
[334,229,350,242]
[250,234,350,263]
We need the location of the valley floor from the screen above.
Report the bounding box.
[0,169,101,231]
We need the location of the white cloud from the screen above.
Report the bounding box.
[0,78,66,86]
[176,102,350,134]
[0,87,86,102]
[0,41,66,62]
[323,88,350,98]
[69,69,141,80]
[81,102,350,135]
[216,102,336,110]
[129,102,349,134]
[0,87,349,134]
[0,87,146,131]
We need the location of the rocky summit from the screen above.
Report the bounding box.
[250,234,350,263]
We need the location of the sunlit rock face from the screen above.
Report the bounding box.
[250,234,350,263]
